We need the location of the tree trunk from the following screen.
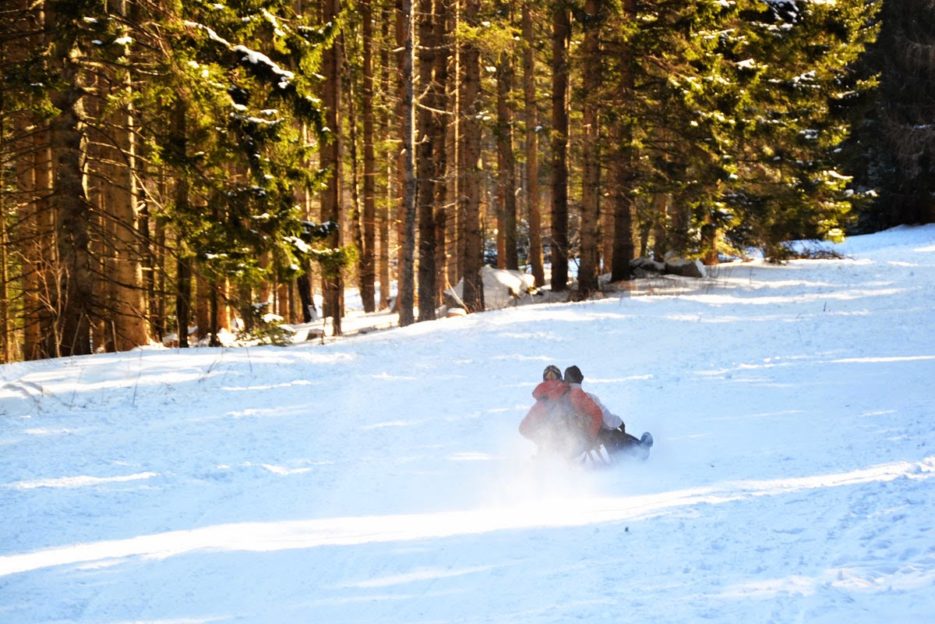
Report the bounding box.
[577,0,602,297]
[495,10,518,272]
[609,154,634,281]
[0,99,8,361]
[522,2,545,287]
[347,61,366,314]
[322,0,344,335]
[378,8,392,310]
[172,101,192,348]
[110,0,148,350]
[360,0,377,313]
[397,0,417,325]
[47,2,92,356]
[550,0,570,292]
[433,4,452,306]
[416,0,437,321]
[28,129,55,359]
[176,252,193,348]
[195,272,210,340]
[459,0,484,312]
[651,192,669,260]
[609,0,635,282]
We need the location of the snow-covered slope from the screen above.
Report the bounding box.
[1,226,933,623]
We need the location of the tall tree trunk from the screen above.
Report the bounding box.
[0,97,8,362]
[609,0,635,282]
[416,0,437,321]
[550,0,570,292]
[28,129,55,359]
[495,7,518,272]
[609,163,634,281]
[378,7,392,310]
[433,3,451,305]
[88,72,111,352]
[651,192,669,260]
[459,0,484,311]
[110,0,148,350]
[448,0,462,290]
[48,2,92,356]
[360,0,377,313]
[172,101,192,348]
[347,63,366,313]
[176,251,193,348]
[397,0,417,325]
[522,2,545,287]
[322,0,344,335]
[18,2,56,360]
[144,173,167,341]
[577,0,602,297]
[195,272,210,341]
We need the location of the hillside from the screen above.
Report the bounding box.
[1,226,934,623]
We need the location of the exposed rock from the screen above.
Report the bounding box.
[446,266,537,310]
[665,257,707,278]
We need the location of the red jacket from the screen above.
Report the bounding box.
[519,380,603,445]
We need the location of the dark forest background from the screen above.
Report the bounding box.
[0,0,929,362]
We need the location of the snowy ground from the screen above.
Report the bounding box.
[1,225,933,624]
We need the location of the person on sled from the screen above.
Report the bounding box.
[563,365,653,461]
[518,365,604,460]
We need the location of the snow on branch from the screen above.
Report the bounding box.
[184,21,295,90]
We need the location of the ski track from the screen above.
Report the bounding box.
[1,225,934,623]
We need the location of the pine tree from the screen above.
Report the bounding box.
[723,0,880,258]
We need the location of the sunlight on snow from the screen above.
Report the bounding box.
[23,427,81,436]
[0,458,930,578]
[5,472,158,490]
[673,287,905,307]
[447,452,495,462]
[717,563,935,599]
[337,564,498,589]
[830,355,935,365]
[221,379,315,392]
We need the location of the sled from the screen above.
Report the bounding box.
[580,429,654,466]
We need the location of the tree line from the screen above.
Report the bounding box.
[0,0,926,362]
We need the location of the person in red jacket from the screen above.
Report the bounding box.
[564,364,654,461]
[519,365,604,459]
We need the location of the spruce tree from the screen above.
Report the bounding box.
[724,0,880,258]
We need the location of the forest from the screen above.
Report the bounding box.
[0,0,931,362]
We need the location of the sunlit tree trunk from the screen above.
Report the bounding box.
[495,3,518,271]
[110,0,148,350]
[578,0,602,297]
[377,8,392,310]
[416,0,438,321]
[550,0,570,292]
[172,101,192,348]
[359,0,377,313]
[321,0,344,334]
[47,1,93,356]
[459,0,484,311]
[608,0,635,282]
[397,0,417,325]
[432,2,452,306]
[522,2,544,287]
